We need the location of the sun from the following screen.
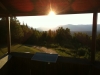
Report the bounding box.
[48,11,56,16]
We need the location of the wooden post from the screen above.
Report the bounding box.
[6,17,11,54]
[91,12,98,63]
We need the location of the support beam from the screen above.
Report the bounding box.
[91,12,98,63]
[6,17,11,54]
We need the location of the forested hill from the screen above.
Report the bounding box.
[37,24,100,31]
[0,17,100,52]
[61,24,100,36]
[60,24,100,31]
[36,24,100,36]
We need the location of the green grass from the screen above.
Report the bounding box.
[55,49,71,57]
[1,44,99,61]
[95,51,100,61]
[53,47,92,59]
[54,47,88,58]
[0,44,41,58]
[54,47,75,57]
[0,47,8,58]
[0,51,4,58]
[11,44,40,53]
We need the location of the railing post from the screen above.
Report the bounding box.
[91,12,98,63]
[6,17,11,54]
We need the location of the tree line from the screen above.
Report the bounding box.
[0,17,100,52]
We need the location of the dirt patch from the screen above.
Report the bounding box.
[33,46,57,54]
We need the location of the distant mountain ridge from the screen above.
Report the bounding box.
[61,24,100,31]
[36,27,55,31]
[36,24,100,31]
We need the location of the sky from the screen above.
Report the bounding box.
[17,13,100,29]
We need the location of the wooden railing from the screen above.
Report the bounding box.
[0,52,100,75]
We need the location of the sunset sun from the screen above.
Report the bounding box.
[48,11,56,16]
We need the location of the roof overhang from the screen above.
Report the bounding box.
[0,0,100,17]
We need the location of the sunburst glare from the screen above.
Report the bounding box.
[48,11,56,16]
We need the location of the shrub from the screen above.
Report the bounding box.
[77,47,88,56]
[50,44,60,48]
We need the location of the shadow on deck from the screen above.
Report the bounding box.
[0,52,100,75]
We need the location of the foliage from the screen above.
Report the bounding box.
[49,44,60,48]
[0,17,100,61]
[77,47,87,56]
[96,34,100,51]
[96,51,100,61]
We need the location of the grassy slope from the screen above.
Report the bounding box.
[11,44,40,53]
[0,44,100,61]
[55,47,100,61]
[0,44,40,58]
[53,47,76,57]
[55,49,72,57]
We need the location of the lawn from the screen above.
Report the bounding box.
[53,47,76,57]
[0,44,41,58]
[1,44,100,61]
[54,47,100,61]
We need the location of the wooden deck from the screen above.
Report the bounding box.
[0,52,100,75]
